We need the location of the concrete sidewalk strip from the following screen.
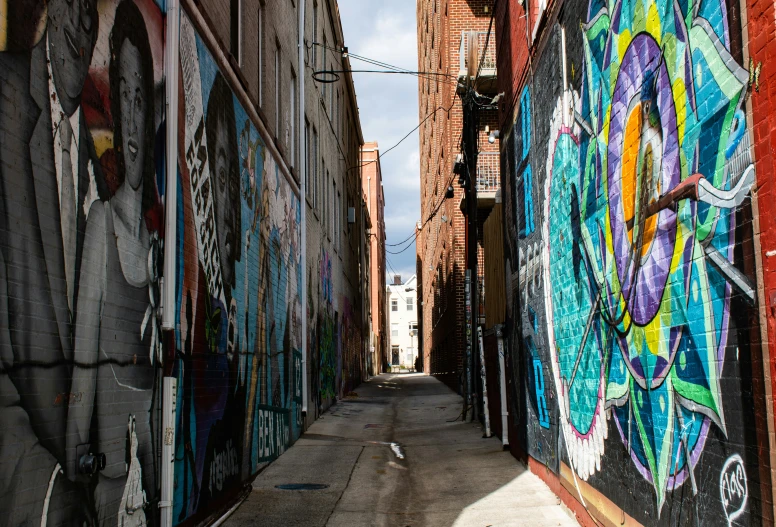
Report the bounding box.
[224,374,578,527]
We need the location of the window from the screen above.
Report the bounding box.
[290,68,296,166]
[336,91,340,137]
[322,37,327,103]
[407,297,413,311]
[333,181,337,249]
[336,190,341,250]
[258,3,264,106]
[305,119,310,198]
[313,128,319,208]
[329,178,335,240]
[312,2,318,65]
[275,43,281,135]
[329,64,334,109]
[231,0,242,64]
[321,162,326,222]
[391,299,398,312]
[391,323,399,337]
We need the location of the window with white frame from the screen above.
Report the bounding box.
[258,3,263,106]
[231,0,242,65]
[329,64,334,109]
[290,68,296,166]
[407,297,413,311]
[330,178,335,241]
[275,43,281,135]
[391,323,399,337]
[320,164,329,228]
[305,119,310,198]
[336,189,341,250]
[313,128,319,209]
[322,37,327,103]
[312,1,318,65]
[391,299,398,312]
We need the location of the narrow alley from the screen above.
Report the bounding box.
[224,374,577,527]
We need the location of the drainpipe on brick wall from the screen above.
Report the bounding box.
[162,0,179,332]
[299,0,308,419]
[495,324,509,448]
[160,1,180,525]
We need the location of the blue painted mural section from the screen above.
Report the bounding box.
[172,11,303,525]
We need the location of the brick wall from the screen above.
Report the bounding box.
[495,0,776,524]
[417,0,495,392]
[362,142,387,373]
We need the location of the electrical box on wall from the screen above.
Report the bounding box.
[348,207,356,224]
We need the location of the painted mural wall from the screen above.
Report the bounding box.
[505,0,770,523]
[0,1,305,524]
[0,0,166,524]
[173,10,303,525]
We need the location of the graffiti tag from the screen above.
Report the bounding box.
[256,406,290,464]
[208,439,239,495]
[720,454,748,525]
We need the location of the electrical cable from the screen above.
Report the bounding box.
[312,42,459,87]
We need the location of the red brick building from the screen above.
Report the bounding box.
[416,0,500,393]
[362,141,388,373]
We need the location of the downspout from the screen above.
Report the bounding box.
[162,0,179,332]
[478,326,491,437]
[495,324,509,447]
[299,0,308,419]
[161,1,180,526]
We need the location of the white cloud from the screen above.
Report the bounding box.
[359,11,418,70]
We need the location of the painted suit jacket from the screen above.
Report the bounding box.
[0,36,106,524]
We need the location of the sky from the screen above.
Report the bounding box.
[339,1,421,284]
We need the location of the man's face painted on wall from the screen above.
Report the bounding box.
[213,115,240,291]
[48,0,96,115]
[118,40,146,191]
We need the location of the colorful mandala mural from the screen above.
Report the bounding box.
[542,0,755,512]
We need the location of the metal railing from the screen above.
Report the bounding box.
[477,152,500,193]
[459,31,497,77]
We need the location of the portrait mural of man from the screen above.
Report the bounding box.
[0,0,106,523]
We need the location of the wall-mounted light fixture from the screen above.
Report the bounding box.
[488,130,500,144]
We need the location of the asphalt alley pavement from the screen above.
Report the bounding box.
[224,373,579,527]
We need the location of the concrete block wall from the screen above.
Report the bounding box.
[495,0,776,524]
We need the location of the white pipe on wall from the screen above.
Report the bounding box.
[161,3,180,525]
[160,377,177,527]
[299,0,308,418]
[478,326,492,438]
[496,324,509,448]
[162,0,180,332]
